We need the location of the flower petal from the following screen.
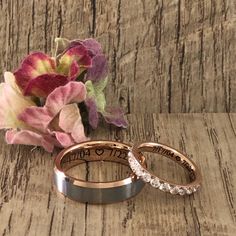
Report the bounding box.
[4,71,22,92]
[71,126,88,143]
[59,103,87,142]
[69,60,80,80]
[57,45,92,76]
[0,72,35,129]
[85,54,108,82]
[55,37,70,57]
[103,107,128,128]
[18,82,86,133]
[45,81,86,115]
[81,38,102,56]
[14,52,56,90]
[5,129,55,152]
[85,98,99,129]
[58,103,80,132]
[52,131,75,147]
[24,74,68,98]
[18,107,53,132]
[58,38,102,57]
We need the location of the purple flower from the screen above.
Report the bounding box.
[55,38,108,83]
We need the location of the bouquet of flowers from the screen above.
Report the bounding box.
[0,38,127,152]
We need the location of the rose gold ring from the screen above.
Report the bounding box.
[54,140,146,204]
[128,142,202,195]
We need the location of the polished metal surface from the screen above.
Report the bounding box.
[54,170,145,204]
[53,140,146,204]
[130,142,202,195]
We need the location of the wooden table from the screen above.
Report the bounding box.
[0,113,236,236]
[1,0,235,114]
[1,0,236,235]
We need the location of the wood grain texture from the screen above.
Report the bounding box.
[0,1,236,235]
[0,113,236,236]
[0,0,235,112]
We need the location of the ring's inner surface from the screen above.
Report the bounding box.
[61,145,131,171]
[138,145,196,182]
[59,144,141,182]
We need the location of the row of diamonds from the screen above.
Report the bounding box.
[128,155,199,196]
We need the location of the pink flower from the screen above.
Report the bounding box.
[0,72,35,129]
[55,38,127,128]
[14,47,92,98]
[1,37,128,152]
[6,81,88,152]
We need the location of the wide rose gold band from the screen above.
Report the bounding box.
[128,142,202,195]
[54,141,146,204]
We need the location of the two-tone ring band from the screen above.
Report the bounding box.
[128,142,202,195]
[54,141,146,204]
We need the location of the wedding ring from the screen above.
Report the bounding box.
[54,140,146,204]
[128,142,202,195]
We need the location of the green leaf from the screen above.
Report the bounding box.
[96,92,106,112]
[93,77,108,92]
[85,80,95,97]
[85,77,108,112]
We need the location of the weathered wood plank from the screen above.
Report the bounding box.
[0,0,235,112]
[0,114,236,235]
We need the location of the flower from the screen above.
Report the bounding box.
[6,81,88,152]
[0,72,35,129]
[55,38,127,129]
[0,37,128,152]
[55,38,108,82]
[14,46,92,98]
[85,78,128,129]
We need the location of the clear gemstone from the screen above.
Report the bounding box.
[135,168,144,176]
[190,186,197,193]
[159,183,171,192]
[185,188,192,195]
[128,157,136,165]
[141,172,151,182]
[178,188,186,195]
[129,158,139,172]
[130,162,136,170]
[150,178,161,188]
[170,186,179,194]
[130,165,135,171]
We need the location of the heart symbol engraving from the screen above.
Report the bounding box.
[95,148,104,156]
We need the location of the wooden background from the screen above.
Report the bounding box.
[0,0,236,236]
[1,114,236,235]
[0,0,236,112]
